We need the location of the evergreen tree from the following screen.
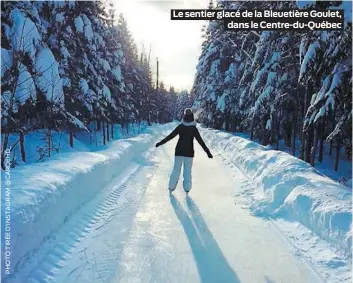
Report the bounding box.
[192,0,352,173]
[1,1,178,167]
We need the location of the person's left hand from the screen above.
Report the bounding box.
[155,142,161,147]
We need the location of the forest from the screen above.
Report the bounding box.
[1,1,193,168]
[192,0,352,175]
[1,0,352,178]
[0,2,351,282]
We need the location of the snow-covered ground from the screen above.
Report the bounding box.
[1,123,351,283]
[233,132,352,187]
[2,122,149,166]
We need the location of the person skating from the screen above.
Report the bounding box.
[155,108,213,194]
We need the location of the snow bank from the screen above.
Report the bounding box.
[0,124,172,276]
[201,127,352,258]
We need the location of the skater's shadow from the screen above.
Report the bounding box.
[264,276,276,283]
[170,195,241,283]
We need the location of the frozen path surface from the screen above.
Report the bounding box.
[8,127,330,283]
[106,141,321,283]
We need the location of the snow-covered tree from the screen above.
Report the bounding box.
[192,0,352,172]
[1,1,177,167]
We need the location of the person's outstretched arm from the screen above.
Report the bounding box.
[155,126,180,147]
[195,128,213,158]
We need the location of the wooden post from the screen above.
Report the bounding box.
[156,57,159,92]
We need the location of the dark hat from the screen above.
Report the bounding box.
[183,108,194,122]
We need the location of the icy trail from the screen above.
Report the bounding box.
[4,124,350,283]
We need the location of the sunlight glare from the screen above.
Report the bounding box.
[114,0,208,91]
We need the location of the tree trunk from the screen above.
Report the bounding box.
[304,127,313,163]
[310,125,319,166]
[102,122,106,145]
[231,117,236,132]
[263,130,270,146]
[20,131,26,162]
[301,82,312,161]
[96,119,101,131]
[270,116,275,145]
[225,113,230,131]
[284,122,291,147]
[2,133,10,169]
[94,126,98,147]
[334,139,341,172]
[292,114,297,156]
[298,86,304,160]
[276,121,280,150]
[48,130,51,157]
[111,123,114,140]
[106,121,110,142]
[318,118,325,163]
[329,140,333,155]
[69,131,74,148]
[299,129,305,160]
[329,106,335,155]
[250,121,255,141]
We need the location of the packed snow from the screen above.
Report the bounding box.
[80,78,89,94]
[200,127,352,259]
[1,48,13,77]
[74,16,84,33]
[35,48,64,105]
[10,9,41,59]
[14,64,36,105]
[103,84,111,102]
[296,0,316,8]
[112,66,122,81]
[84,24,93,41]
[99,58,111,72]
[60,46,70,59]
[66,25,72,34]
[0,124,167,280]
[55,12,65,23]
[1,123,350,283]
[94,32,105,47]
[224,63,236,84]
[299,41,320,82]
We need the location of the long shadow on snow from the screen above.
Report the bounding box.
[170,195,241,283]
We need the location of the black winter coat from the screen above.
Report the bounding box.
[157,121,210,157]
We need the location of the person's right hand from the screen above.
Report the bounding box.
[207,151,213,159]
[155,142,161,147]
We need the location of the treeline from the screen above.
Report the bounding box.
[1,0,178,168]
[192,0,352,172]
[175,90,195,119]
